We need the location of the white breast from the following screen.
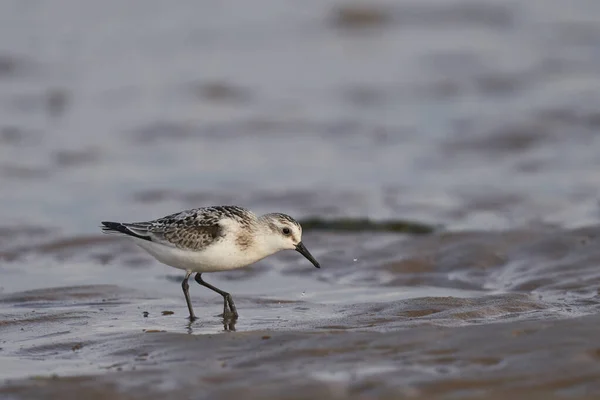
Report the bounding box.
[131,234,272,273]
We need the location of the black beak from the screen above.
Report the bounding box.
[295,242,321,269]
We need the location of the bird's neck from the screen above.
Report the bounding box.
[250,224,281,258]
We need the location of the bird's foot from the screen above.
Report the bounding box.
[222,296,239,319]
[223,318,237,331]
[221,307,238,320]
[224,294,238,318]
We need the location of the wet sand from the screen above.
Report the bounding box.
[2,0,600,398]
[2,226,600,398]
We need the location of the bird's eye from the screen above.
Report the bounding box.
[282,227,291,235]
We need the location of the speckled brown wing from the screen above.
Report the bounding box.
[123,208,227,251]
[153,222,222,251]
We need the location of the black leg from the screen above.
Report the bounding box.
[182,271,196,321]
[194,273,238,318]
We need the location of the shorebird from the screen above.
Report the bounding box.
[101,206,320,321]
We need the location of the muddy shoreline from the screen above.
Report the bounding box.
[1,290,599,399]
[2,226,600,398]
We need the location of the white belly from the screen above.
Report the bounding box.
[132,237,271,273]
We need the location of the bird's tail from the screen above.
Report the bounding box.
[100,221,150,241]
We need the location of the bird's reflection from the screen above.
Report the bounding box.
[185,316,237,334]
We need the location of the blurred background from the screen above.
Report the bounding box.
[2,0,600,232]
[2,0,600,398]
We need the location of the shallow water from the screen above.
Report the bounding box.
[1,0,600,398]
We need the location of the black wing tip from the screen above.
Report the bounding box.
[100,221,151,241]
[101,221,125,233]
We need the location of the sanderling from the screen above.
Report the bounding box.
[101,205,320,321]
